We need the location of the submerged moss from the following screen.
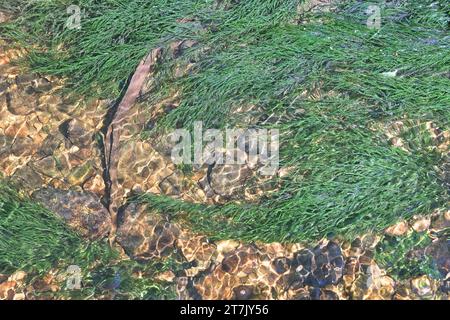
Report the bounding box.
[0,0,448,242]
[0,183,175,299]
[375,232,441,281]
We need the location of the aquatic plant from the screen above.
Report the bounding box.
[375,232,441,280]
[1,0,448,243]
[0,183,175,299]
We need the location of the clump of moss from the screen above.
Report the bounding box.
[0,183,113,275]
[0,183,175,299]
[1,0,449,243]
[375,232,441,280]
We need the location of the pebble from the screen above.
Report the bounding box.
[155,271,176,283]
[385,220,409,236]
[411,275,434,298]
[411,216,431,232]
[8,270,26,282]
[0,11,9,24]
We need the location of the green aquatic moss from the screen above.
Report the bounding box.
[375,232,441,280]
[0,183,113,275]
[0,183,175,299]
[0,0,449,243]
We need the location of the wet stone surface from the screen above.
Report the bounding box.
[290,241,344,288]
[116,203,180,261]
[0,42,107,196]
[32,187,111,239]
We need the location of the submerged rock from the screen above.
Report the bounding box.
[0,11,10,24]
[116,203,180,260]
[290,240,344,288]
[411,275,435,299]
[384,220,409,237]
[32,187,111,239]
